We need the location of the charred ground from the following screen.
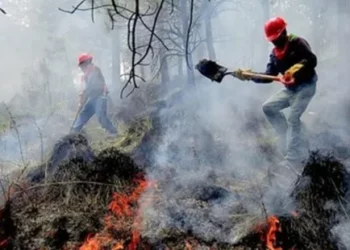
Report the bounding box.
[0,88,349,250]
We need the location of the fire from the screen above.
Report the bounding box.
[184,239,199,250]
[108,178,149,217]
[265,216,282,250]
[80,233,116,250]
[79,176,155,250]
[185,240,193,250]
[112,242,124,250]
[0,239,8,248]
[255,215,283,250]
[256,215,299,250]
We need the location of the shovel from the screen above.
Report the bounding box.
[69,106,82,133]
[195,59,283,83]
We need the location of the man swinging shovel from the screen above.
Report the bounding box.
[197,16,317,169]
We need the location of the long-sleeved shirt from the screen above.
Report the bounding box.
[253,34,317,89]
[80,64,107,101]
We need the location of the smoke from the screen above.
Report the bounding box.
[332,220,350,249]
[139,0,350,245]
[0,0,349,246]
[0,0,118,169]
[331,176,350,250]
[140,78,297,243]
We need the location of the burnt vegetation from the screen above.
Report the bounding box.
[1,0,350,249]
[0,128,348,249]
[240,152,350,250]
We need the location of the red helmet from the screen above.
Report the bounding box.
[77,53,93,65]
[264,17,287,41]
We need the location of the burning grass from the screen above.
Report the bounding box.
[0,133,145,249]
[239,151,350,250]
[0,127,349,249]
[79,175,153,250]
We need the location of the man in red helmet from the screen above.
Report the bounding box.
[71,53,117,137]
[234,17,317,167]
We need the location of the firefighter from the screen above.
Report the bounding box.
[71,53,117,137]
[234,17,317,167]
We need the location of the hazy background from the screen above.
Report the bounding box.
[0,0,349,248]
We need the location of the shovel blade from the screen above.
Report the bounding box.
[195,59,228,83]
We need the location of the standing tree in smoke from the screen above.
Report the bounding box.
[59,0,224,94]
[151,0,206,85]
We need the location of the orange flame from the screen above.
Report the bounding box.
[79,233,109,250]
[112,241,124,250]
[0,239,8,248]
[185,239,199,250]
[108,178,149,218]
[185,240,193,250]
[264,216,282,250]
[80,176,155,250]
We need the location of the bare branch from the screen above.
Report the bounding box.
[60,0,201,96]
[0,8,6,15]
[185,0,195,68]
[139,15,169,50]
[135,0,165,65]
[58,0,87,14]
[2,103,25,165]
[91,0,95,22]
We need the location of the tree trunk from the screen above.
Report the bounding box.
[185,54,195,85]
[261,0,270,61]
[204,5,216,60]
[180,0,195,85]
[178,57,183,77]
[112,28,121,88]
[158,8,170,84]
[337,0,349,83]
[205,18,216,60]
[160,50,170,84]
[311,0,327,55]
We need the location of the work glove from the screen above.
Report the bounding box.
[284,63,304,79]
[280,76,295,86]
[232,68,253,81]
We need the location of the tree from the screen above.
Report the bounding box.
[337,0,350,83]
[261,0,270,58]
[60,0,210,94]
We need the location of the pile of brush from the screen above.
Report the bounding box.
[240,151,350,249]
[286,152,349,249]
[0,133,143,249]
[0,131,349,249]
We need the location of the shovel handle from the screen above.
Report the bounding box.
[69,105,83,133]
[241,71,282,82]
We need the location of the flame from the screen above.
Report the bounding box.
[112,241,124,250]
[129,230,140,250]
[0,239,8,247]
[80,236,124,250]
[80,176,155,250]
[265,216,282,250]
[79,233,115,250]
[108,178,149,217]
[185,240,193,250]
[185,239,198,250]
[129,210,142,250]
